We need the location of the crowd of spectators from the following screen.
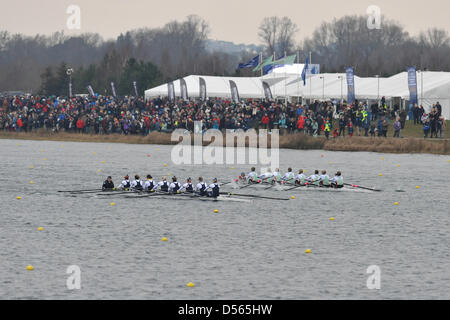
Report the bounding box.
[0,94,445,139]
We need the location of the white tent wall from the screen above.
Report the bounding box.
[145,71,450,118]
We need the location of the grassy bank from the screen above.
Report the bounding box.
[1,129,449,155]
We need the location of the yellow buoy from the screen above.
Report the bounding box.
[378,173,383,177]
[110,202,116,206]
[163,163,167,167]
[43,158,47,161]
[329,217,335,221]
[38,227,44,231]
[101,161,105,164]
[162,237,168,242]
[26,265,34,271]
[98,169,102,173]
[305,249,312,254]
[168,173,171,176]
[394,202,399,206]
[381,157,385,160]
[187,282,195,288]
[214,209,219,213]
[16,196,22,200]
[29,181,34,184]
[416,186,420,189]
[291,196,296,200]
[397,165,401,167]
[41,149,45,152]
[29,165,34,169]
[231,167,235,170]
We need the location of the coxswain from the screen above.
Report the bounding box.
[168,176,182,194]
[143,174,156,193]
[130,175,143,191]
[308,170,320,186]
[157,176,169,192]
[195,177,208,196]
[206,178,220,198]
[331,171,344,189]
[119,175,131,190]
[180,177,194,193]
[319,170,331,187]
[246,167,258,184]
[295,169,307,186]
[282,168,295,183]
[102,176,115,191]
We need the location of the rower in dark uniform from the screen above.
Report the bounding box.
[102,176,115,191]
[207,178,220,198]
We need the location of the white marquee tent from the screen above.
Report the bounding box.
[144,68,450,119]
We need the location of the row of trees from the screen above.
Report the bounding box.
[256,15,450,76]
[2,14,450,94]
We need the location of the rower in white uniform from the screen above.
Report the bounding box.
[143,174,156,192]
[119,175,131,190]
[282,168,295,183]
[272,168,282,183]
[195,177,208,196]
[130,175,144,191]
[318,170,331,187]
[308,170,320,186]
[330,171,344,189]
[168,176,182,194]
[295,169,307,186]
[180,177,194,193]
[157,176,169,192]
[258,169,273,183]
[246,167,258,184]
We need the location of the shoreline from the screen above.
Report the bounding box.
[1,131,449,155]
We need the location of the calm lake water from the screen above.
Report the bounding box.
[1,138,449,300]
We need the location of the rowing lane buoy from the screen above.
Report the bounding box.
[162,237,168,242]
[38,227,44,231]
[214,209,219,213]
[305,249,312,254]
[187,282,195,288]
[26,265,34,271]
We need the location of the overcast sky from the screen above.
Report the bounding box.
[1,0,449,44]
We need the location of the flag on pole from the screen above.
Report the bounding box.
[253,56,274,72]
[86,85,95,97]
[237,55,260,69]
[270,54,296,66]
[346,67,356,104]
[262,81,273,100]
[229,80,240,103]
[180,78,188,101]
[168,82,175,102]
[199,77,207,101]
[301,57,310,86]
[111,82,117,98]
[407,67,418,105]
[133,81,138,97]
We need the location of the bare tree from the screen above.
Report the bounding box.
[258,16,298,56]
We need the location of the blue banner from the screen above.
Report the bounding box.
[238,55,260,69]
[301,57,309,86]
[407,67,418,105]
[346,67,355,104]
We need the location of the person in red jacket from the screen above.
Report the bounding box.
[17,117,23,132]
[297,115,305,133]
[76,118,85,133]
[261,114,269,129]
